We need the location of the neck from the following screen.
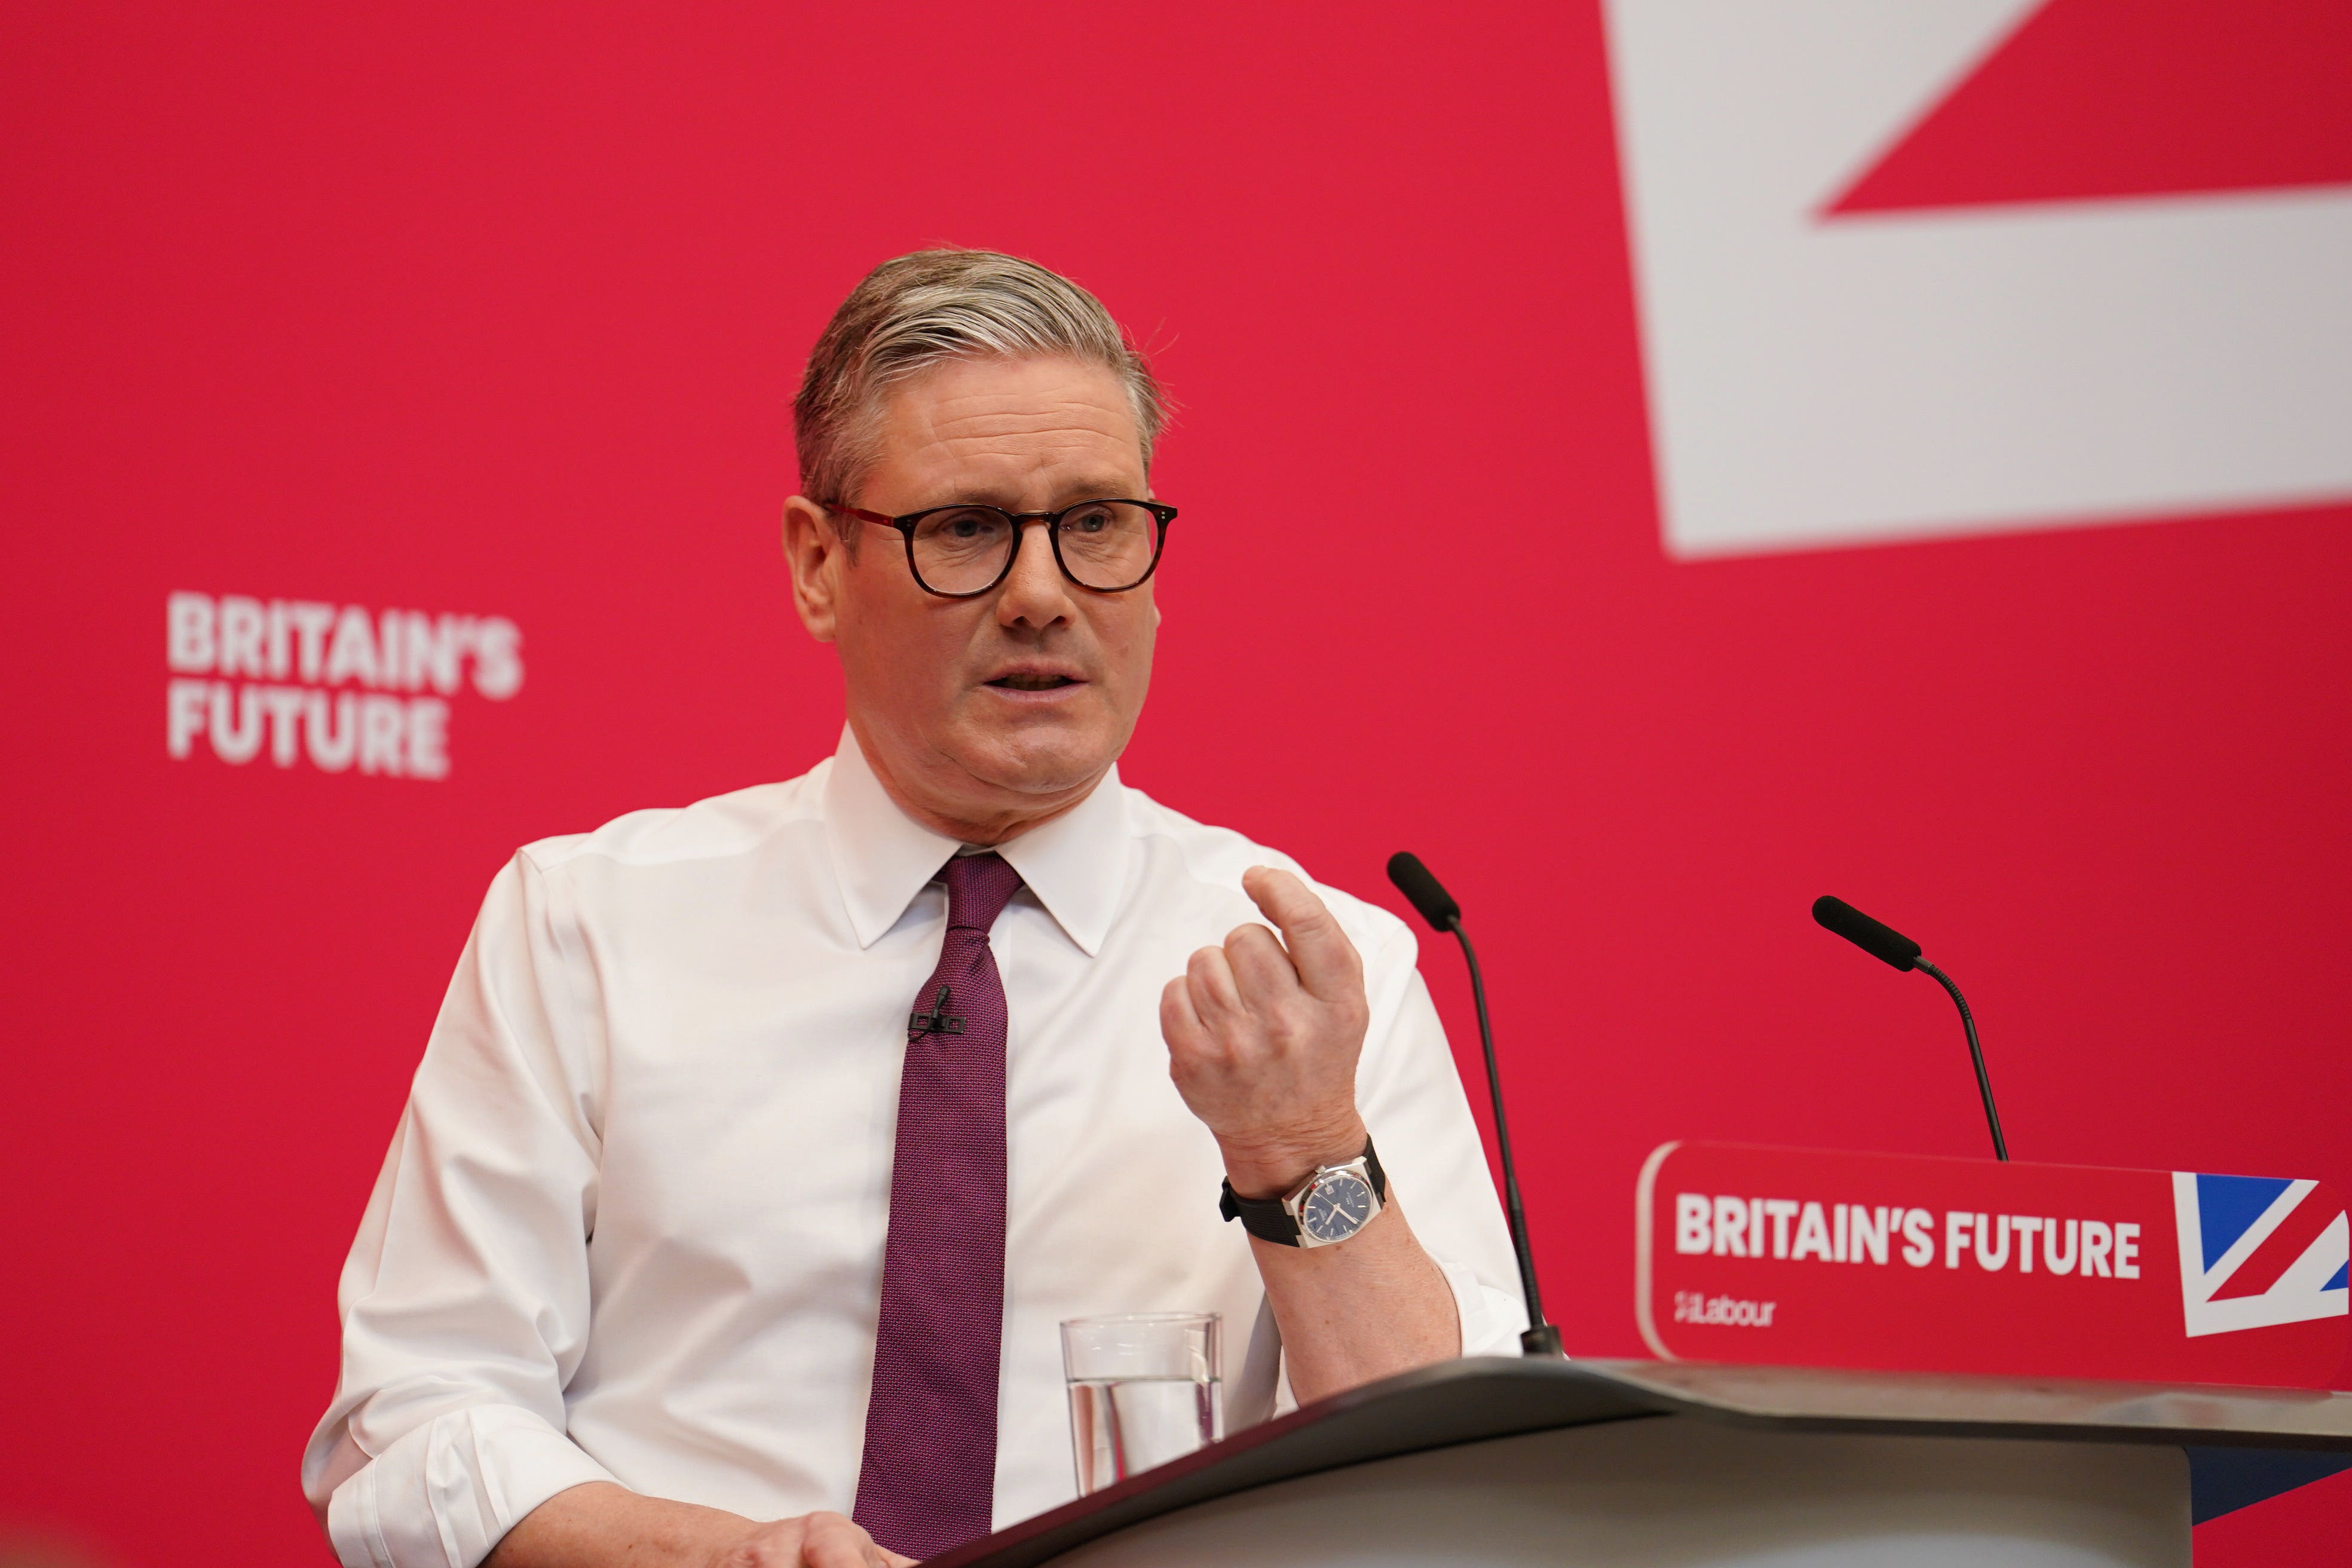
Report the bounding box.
[851,719,1104,847]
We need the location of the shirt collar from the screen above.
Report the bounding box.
[821,726,1130,957]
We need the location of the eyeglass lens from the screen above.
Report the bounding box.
[911,503,1159,594]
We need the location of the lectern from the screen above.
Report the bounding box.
[934,1358,2352,1567]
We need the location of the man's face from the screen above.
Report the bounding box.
[787,354,1157,837]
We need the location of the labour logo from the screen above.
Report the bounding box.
[2172,1172,2349,1339]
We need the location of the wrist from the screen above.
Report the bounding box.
[1217,1115,1369,1199]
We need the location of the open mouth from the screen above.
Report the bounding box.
[986,672,1081,691]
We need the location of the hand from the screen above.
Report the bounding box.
[710,1512,915,1568]
[1161,866,1371,1196]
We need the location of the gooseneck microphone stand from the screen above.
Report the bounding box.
[1388,852,1562,1356]
[1812,895,2009,1162]
[1453,923,1562,1354]
[1911,957,2007,1162]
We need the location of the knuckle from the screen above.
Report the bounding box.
[1229,921,1279,954]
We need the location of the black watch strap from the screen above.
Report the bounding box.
[1218,1139,1388,1247]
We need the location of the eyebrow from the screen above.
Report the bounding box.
[925,482,1144,511]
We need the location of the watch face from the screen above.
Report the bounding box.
[1300,1172,1376,1244]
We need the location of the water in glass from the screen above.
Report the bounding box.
[1067,1374,1223,1494]
[1060,1311,1222,1495]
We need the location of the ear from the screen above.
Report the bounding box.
[782,495,844,644]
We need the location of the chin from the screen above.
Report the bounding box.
[956,724,1120,798]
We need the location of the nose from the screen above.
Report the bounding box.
[995,517,1076,632]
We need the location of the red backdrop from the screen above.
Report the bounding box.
[4,5,2345,1564]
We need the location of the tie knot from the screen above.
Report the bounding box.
[942,851,1022,933]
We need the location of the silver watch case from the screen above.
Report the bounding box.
[1281,1155,1383,1248]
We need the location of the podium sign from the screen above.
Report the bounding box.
[1637,1141,2349,1388]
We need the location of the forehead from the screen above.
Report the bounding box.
[867,356,1145,504]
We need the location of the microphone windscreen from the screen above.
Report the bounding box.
[1812,895,1922,972]
[1388,852,1462,932]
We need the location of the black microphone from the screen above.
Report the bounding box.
[1388,852,1561,1356]
[1812,895,2008,1160]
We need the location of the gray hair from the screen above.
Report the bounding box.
[792,248,1169,516]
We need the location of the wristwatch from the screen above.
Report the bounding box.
[1219,1140,1388,1249]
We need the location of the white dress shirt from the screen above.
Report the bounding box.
[302,730,1526,1568]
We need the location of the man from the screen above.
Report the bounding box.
[303,249,1524,1568]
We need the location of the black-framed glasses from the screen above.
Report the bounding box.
[826,498,1176,598]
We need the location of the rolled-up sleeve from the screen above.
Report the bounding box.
[302,849,616,1568]
[1350,915,1531,1358]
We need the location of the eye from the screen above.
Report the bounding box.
[913,507,1011,550]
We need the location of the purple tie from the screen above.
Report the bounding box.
[853,852,1024,1560]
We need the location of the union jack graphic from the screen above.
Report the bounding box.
[2173,1172,2350,1338]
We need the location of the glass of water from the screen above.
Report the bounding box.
[1061,1312,1223,1495]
